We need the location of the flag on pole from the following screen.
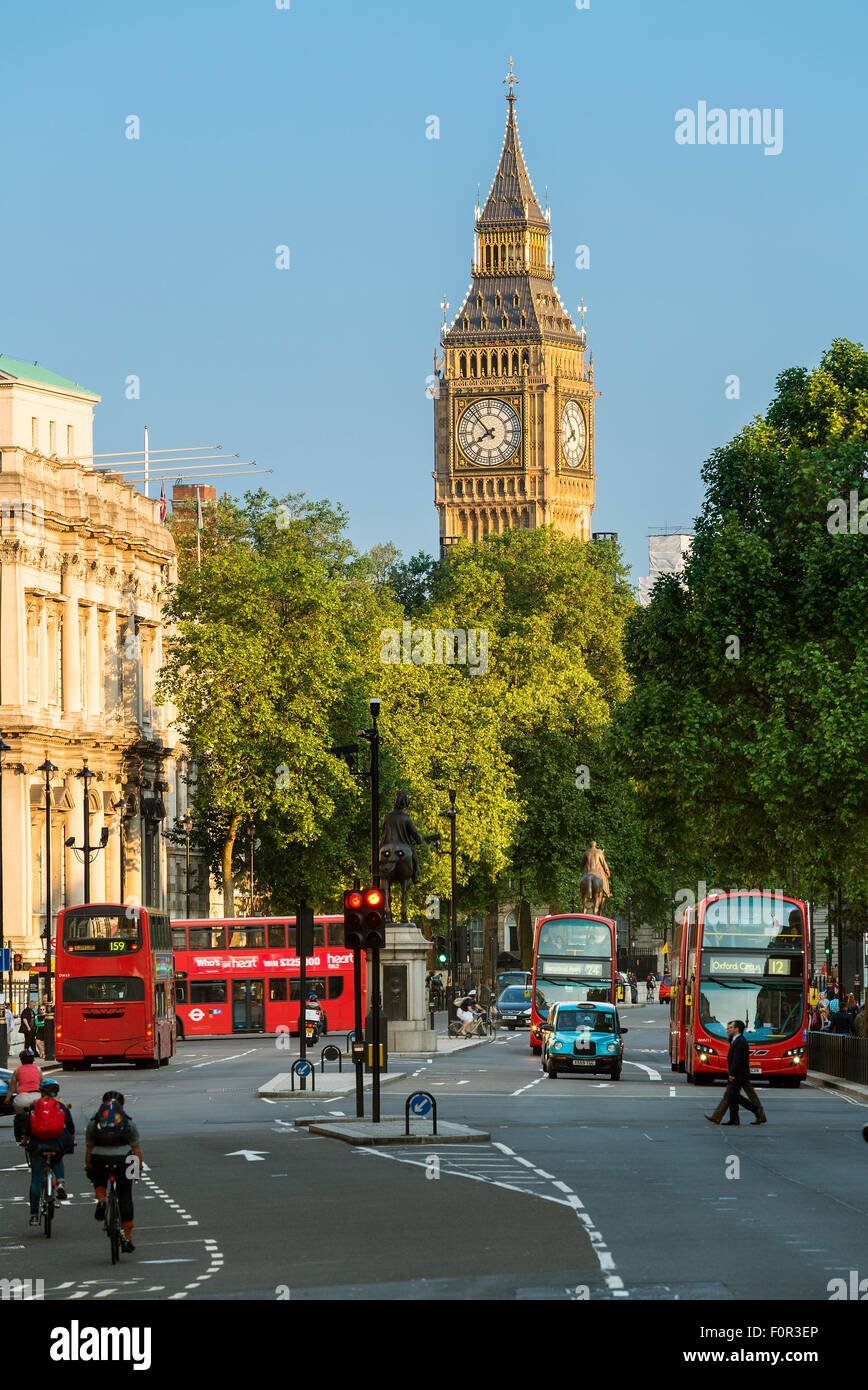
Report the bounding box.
[196,493,203,531]
[159,480,167,523]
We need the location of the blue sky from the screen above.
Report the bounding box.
[2,0,865,582]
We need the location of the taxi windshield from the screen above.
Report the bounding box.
[556,1009,615,1034]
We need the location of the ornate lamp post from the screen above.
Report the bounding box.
[36,755,58,1059]
[180,811,193,918]
[64,759,110,904]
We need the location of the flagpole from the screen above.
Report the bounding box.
[197,486,201,571]
[144,425,149,499]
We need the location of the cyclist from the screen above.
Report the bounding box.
[7,1050,42,1142]
[456,991,482,1037]
[85,1091,143,1254]
[22,1078,75,1226]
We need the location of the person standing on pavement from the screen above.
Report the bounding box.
[705,1020,767,1126]
[19,1003,37,1056]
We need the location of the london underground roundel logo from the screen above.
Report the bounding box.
[189,1008,205,1022]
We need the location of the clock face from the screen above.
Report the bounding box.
[561,399,588,467]
[457,398,521,467]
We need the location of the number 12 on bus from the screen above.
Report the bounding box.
[530,914,617,1053]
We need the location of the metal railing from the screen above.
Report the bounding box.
[808,1032,868,1086]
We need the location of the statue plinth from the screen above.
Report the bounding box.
[366,920,437,1054]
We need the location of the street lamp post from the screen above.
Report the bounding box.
[440,791,459,983]
[246,819,255,916]
[65,759,110,905]
[181,811,193,918]
[37,755,58,1060]
[0,734,10,1068]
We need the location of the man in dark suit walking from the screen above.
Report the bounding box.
[705,1020,767,1126]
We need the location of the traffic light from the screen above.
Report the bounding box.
[825,939,832,958]
[361,887,386,950]
[344,890,364,950]
[12,953,23,971]
[434,936,449,966]
[343,887,386,950]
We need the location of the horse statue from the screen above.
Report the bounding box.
[580,841,611,915]
[378,790,423,924]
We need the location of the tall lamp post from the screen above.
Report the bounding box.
[0,734,10,1067]
[440,791,459,983]
[37,755,58,1060]
[246,819,256,916]
[65,759,109,904]
[181,811,193,919]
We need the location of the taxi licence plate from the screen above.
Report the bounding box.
[572,1059,596,1066]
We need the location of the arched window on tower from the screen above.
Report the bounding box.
[481,315,488,329]
[500,243,506,267]
[521,348,530,369]
[462,316,469,330]
[513,293,520,307]
[481,351,488,376]
[495,292,501,309]
[501,350,508,374]
[485,245,491,271]
[493,244,498,270]
[491,352,498,377]
[476,293,483,309]
[511,350,519,375]
[470,352,477,376]
[520,313,527,328]
[459,352,467,378]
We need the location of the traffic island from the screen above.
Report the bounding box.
[293,1116,490,1146]
[258,1070,406,1101]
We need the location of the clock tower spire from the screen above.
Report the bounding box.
[433,67,597,549]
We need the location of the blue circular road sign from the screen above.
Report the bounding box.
[294,1059,312,1078]
[410,1093,432,1117]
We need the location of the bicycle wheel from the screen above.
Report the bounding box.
[106,1188,121,1265]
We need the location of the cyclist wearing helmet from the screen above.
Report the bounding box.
[85,1091,143,1254]
[21,1078,75,1226]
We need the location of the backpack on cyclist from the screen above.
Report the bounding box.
[29,1096,66,1141]
[93,1099,133,1147]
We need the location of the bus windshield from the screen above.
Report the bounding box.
[536,918,613,958]
[702,896,804,951]
[62,908,142,955]
[535,978,613,1012]
[697,978,805,1042]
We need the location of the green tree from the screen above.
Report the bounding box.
[618,339,868,906]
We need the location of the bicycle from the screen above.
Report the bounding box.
[448,1010,495,1039]
[104,1162,124,1265]
[38,1149,62,1238]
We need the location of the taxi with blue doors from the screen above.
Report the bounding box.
[540,1001,627,1080]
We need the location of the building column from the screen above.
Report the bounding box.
[103,609,119,719]
[61,569,81,715]
[85,603,100,719]
[0,559,26,707]
[2,770,29,952]
[38,597,49,711]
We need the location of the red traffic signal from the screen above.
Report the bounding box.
[344,890,365,949]
[345,891,362,910]
[362,887,386,949]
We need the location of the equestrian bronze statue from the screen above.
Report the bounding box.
[580,841,611,915]
[378,790,423,923]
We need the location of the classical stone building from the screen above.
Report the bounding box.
[0,355,204,972]
[434,68,597,549]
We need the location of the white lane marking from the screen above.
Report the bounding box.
[669,1086,677,1096]
[623,1061,661,1081]
[493,1142,515,1155]
[553,1180,573,1193]
[139,1259,196,1265]
[511,1077,544,1096]
[513,1156,536,1168]
[178,1049,257,1071]
[456,1080,470,1086]
[260,1098,277,1104]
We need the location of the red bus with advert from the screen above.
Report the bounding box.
[55,903,176,1070]
[670,890,809,1087]
[172,915,359,1038]
[530,913,617,1054]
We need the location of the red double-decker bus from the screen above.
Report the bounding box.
[674,891,809,1087]
[530,913,617,1053]
[172,915,359,1038]
[55,904,176,1070]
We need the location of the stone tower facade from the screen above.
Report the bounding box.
[434,66,597,549]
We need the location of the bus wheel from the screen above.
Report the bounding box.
[685,1069,694,1084]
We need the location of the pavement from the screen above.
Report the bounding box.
[1,1008,866,1303]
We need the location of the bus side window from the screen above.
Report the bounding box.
[327,976,344,1000]
[154,982,167,1019]
[313,924,325,948]
[269,979,287,1002]
[175,977,188,1005]
[171,927,187,950]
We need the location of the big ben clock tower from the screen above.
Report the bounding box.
[433,61,597,548]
